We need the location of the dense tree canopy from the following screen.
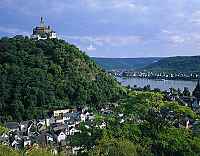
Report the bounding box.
[96,91,200,156]
[0,36,124,121]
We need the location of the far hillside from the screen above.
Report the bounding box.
[92,57,161,70]
[143,55,200,73]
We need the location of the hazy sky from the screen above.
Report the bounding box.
[1,0,200,58]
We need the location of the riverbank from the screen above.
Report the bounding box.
[116,77,197,92]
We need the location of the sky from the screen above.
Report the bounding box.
[1,0,200,58]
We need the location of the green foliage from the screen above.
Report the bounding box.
[26,147,57,156]
[0,37,124,120]
[0,125,8,135]
[119,91,164,118]
[158,128,191,153]
[102,91,200,156]
[92,57,160,70]
[69,123,102,150]
[106,123,142,143]
[161,101,197,119]
[0,145,68,156]
[0,144,20,156]
[154,128,200,156]
[89,138,138,156]
[144,55,200,73]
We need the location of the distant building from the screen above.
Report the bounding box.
[53,109,73,117]
[193,80,200,102]
[31,17,57,40]
[178,80,200,109]
[6,122,20,132]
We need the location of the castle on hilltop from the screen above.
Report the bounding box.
[31,17,57,40]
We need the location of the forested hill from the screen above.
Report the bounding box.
[143,55,200,73]
[92,57,161,70]
[0,36,123,121]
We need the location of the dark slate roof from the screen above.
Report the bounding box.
[51,123,63,128]
[64,112,80,119]
[53,125,67,132]
[6,122,19,129]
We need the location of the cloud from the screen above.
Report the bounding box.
[62,35,143,55]
[86,44,96,51]
[190,11,200,25]
[161,30,173,34]
[160,30,186,45]
[63,35,143,47]
[2,0,200,57]
[169,35,185,44]
[0,0,16,8]
[0,26,29,36]
[85,0,147,10]
[159,29,200,50]
[0,0,74,15]
[0,0,148,17]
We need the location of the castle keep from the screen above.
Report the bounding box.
[31,17,57,40]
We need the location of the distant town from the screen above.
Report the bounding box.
[108,70,200,81]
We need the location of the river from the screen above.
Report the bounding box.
[116,77,198,92]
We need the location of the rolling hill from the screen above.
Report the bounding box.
[92,57,161,70]
[143,56,200,73]
[93,56,200,74]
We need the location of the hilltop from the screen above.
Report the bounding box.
[0,36,123,121]
[92,57,161,70]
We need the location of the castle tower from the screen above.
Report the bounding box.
[40,17,45,27]
[31,17,57,40]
